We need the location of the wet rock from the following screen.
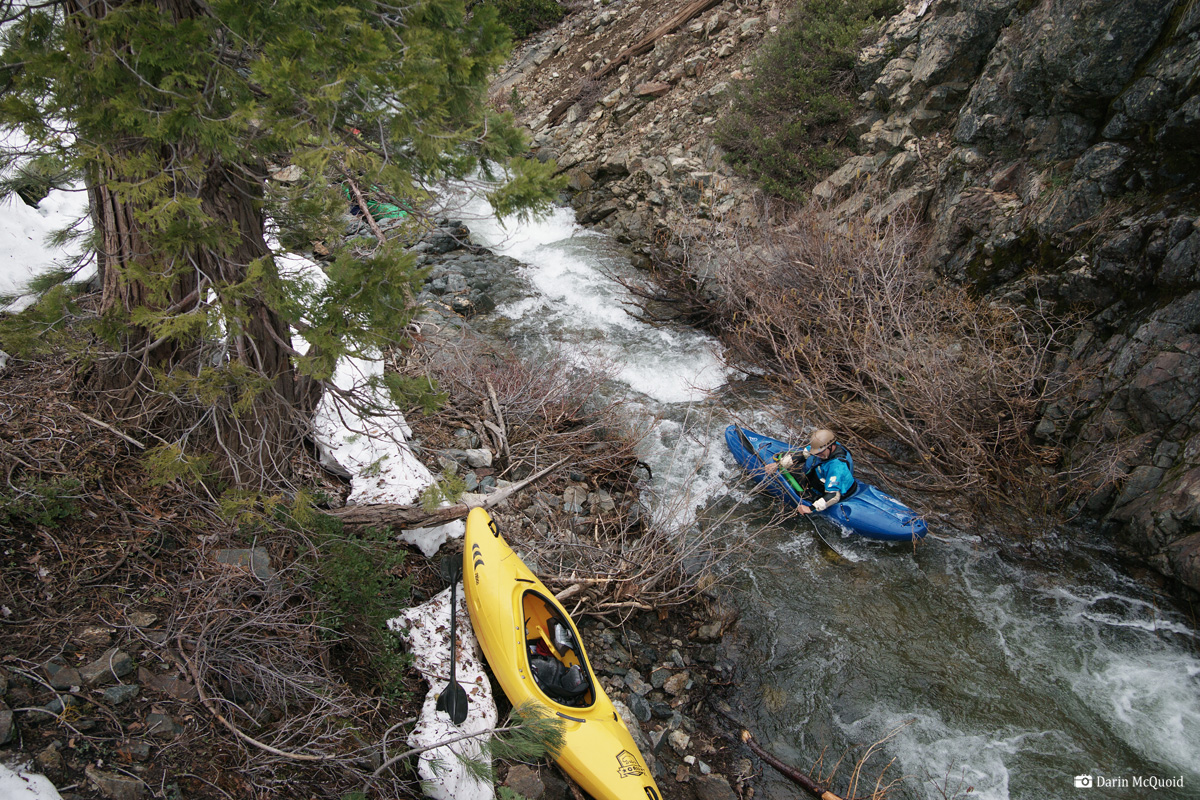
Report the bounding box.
[693,774,738,800]
[80,648,135,686]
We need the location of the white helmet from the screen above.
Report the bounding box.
[809,429,835,451]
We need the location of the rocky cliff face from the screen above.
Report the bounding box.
[495,0,1200,593]
[832,0,1200,592]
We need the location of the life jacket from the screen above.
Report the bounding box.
[805,443,857,498]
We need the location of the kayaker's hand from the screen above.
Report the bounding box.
[778,454,794,469]
[798,504,812,515]
[812,497,828,512]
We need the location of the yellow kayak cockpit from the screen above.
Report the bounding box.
[522,589,596,708]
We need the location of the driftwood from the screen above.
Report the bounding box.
[740,730,845,800]
[328,457,568,530]
[546,0,725,127]
[713,703,845,800]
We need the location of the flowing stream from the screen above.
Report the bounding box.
[443,194,1200,800]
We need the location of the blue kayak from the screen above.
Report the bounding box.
[724,425,927,542]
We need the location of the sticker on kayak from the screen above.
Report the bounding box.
[616,749,646,778]
[471,543,484,584]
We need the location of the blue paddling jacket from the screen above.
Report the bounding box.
[804,443,857,501]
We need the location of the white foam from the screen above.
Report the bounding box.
[1071,650,1200,774]
[439,183,729,405]
[843,708,1066,800]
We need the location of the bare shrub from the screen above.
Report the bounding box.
[403,327,758,615]
[575,77,607,113]
[632,201,1083,507]
[406,326,643,485]
[164,561,394,789]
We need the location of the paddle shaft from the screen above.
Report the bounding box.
[737,426,812,509]
[437,558,468,724]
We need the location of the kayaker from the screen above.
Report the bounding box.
[764,428,857,514]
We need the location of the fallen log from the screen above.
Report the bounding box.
[546,0,725,127]
[328,456,568,530]
[593,0,725,79]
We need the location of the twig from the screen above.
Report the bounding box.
[63,403,147,449]
[343,173,387,246]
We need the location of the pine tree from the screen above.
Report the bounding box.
[0,0,558,489]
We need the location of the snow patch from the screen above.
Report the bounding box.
[399,520,467,558]
[278,250,437,510]
[0,763,64,800]
[390,586,497,800]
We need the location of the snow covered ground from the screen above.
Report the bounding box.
[0,132,90,309]
[391,587,498,800]
[0,763,63,800]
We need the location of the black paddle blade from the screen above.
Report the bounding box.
[436,682,469,725]
[439,554,463,584]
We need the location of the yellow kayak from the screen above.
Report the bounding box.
[463,507,663,800]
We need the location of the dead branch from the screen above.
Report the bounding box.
[329,456,568,529]
[64,402,147,449]
[740,729,845,800]
[343,173,387,246]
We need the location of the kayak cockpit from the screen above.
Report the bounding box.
[522,589,596,709]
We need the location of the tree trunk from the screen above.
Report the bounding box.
[69,0,315,489]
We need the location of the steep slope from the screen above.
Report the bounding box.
[494,0,1200,593]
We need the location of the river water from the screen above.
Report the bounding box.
[443,193,1200,800]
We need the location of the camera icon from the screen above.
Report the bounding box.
[1074,775,1094,788]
